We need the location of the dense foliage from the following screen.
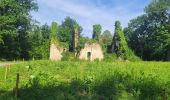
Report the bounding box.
[0,0,38,60]
[101,30,113,49]
[124,0,170,61]
[0,0,170,61]
[1,0,170,100]
[50,22,58,41]
[92,24,102,41]
[58,17,83,51]
[111,21,140,61]
[28,23,50,60]
[0,61,169,100]
[0,0,50,60]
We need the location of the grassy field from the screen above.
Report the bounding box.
[0,60,170,100]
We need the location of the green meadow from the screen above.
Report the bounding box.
[0,61,170,100]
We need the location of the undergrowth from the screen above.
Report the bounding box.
[0,60,169,100]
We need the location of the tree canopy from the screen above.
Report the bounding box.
[50,21,58,43]
[101,30,112,46]
[92,24,102,41]
[0,0,38,60]
[124,0,170,61]
[0,0,169,61]
[58,16,83,51]
[112,21,139,60]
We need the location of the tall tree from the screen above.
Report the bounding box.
[92,24,102,41]
[145,0,170,13]
[50,21,58,43]
[0,0,38,60]
[58,16,83,51]
[145,0,170,60]
[41,24,50,40]
[113,21,126,58]
[113,21,138,60]
[124,15,149,59]
[29,23,50,60]
[124,0,170,61]
[29,24,43,59]
[101,30,113,51]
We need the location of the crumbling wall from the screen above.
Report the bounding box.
[49,43,63,61]
[73,28,78,52]
[79,43,104,61]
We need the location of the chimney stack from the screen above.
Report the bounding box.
[73,26,78,52]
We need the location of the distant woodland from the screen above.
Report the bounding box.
[0,0,170,61]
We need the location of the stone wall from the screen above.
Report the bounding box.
[73,28,78,52]
[49,43,63,61]
[79,43,104,61]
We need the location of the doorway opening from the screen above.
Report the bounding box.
[87,52,91,60]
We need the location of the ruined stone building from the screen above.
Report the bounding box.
[49,25,104,61]
[79,43,104,61]
[73,27,78,52]
[49,43,63,61]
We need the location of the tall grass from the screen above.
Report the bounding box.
[0,60,169,100]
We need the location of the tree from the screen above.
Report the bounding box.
[58,16,83,51]
[124,0,170,61]
[145,0,170,14]
[41,24,50,40]
[0,0,38,60]
[101,30,112,45]
[113,21,139,60]
[113,21,126,58]
[92,24,102,41]
[50,21,58,43]
[124,15,149,59]
[101,30,112,51]
[29,23,51,60]
[29,24,43,59]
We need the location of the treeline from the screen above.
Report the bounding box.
[0,0,39,60]
[0,0,170,61]
[124,0,170,61]
[0,0,53,60]
[0,0,113,61]
[0,0,83,60]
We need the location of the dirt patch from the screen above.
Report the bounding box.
[0,62,18,67]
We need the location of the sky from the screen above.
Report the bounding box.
[31,0,151,37]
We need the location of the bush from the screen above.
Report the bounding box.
[61,52,78,61]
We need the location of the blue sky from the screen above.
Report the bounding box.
[31,0,151,37]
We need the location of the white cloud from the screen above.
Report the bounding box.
[32,0,147,37]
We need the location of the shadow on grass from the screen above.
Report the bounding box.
[0,79,92,100]
[0,75,169,100]
[93,73,166,100]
